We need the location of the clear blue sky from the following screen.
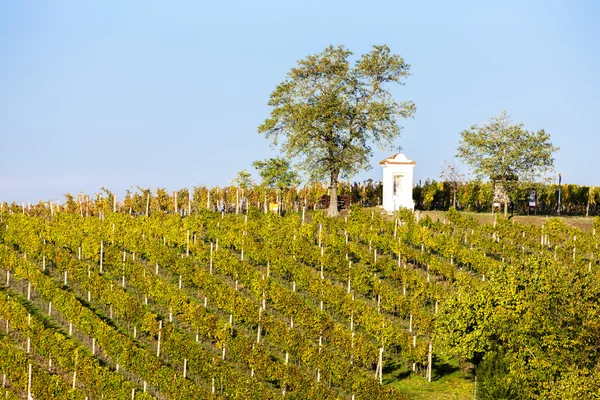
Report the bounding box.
[1,1,599,203]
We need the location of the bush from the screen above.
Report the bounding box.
[476,352,525,400]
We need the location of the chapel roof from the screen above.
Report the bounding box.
[379,152,416,165]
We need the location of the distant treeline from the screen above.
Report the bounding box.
[413,180,599,216]
[4,180,598,216]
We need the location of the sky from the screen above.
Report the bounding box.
[1,1,599,203]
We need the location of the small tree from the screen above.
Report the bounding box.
[232,169,255,213]
[252,158,299,213]
[457,111,558,215]
[232,169,254,190]
[440,159,465,209]
[258,44,415,216]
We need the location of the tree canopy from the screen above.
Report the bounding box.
[232,169,255,190]
[258,44,415,216]
[252,157,299,191]
[456,111,558,215]
[438,236,600,397]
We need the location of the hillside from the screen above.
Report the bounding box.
[0,206,598,399]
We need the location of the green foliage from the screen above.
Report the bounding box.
[3,195,600,398]
[457,111,558,183]
[476,352,525,400]
[252,158,299,190]
[232,169,255,190]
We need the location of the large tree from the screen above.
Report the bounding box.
[457,111,558,215]
[258,44,415,216]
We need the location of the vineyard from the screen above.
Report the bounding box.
[0,204,599,399]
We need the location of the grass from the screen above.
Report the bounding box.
[385,355,474,400]
[420,210,595,231]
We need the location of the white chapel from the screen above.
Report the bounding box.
[380,153,416,212]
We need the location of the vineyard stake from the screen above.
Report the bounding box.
[100,241,104,273]
[157,320,162,357]
[27,363,32,399]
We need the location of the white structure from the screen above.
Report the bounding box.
[380,153,416,212]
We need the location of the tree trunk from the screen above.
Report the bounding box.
[328,176,339,217]
[586,187,592,217]
[277,190,281,215]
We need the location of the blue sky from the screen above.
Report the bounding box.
[1,1,598,203]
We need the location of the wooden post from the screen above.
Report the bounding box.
[256,308,262,343]
[100,241,104,273]
[145,193,150,217]
[427,342,433,382]
[157,320,162,357]
[27,363,32,399]
[378,347,384,384]
[318,223,322,247]
[183,358,187,379]
[210,242,213,274]
[186,230,190,256]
